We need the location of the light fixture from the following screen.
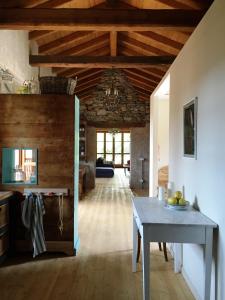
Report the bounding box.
[104,69,120,111]
[108,128,120,137]
[105,82,119,97]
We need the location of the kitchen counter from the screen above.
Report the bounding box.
[0,191,13,202]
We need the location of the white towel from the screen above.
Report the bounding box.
[22,193,46,257]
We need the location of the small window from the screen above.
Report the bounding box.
[2,148,38,184]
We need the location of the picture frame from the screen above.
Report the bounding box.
[183,97,198,158]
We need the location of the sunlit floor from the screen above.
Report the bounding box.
[0,169,194,300]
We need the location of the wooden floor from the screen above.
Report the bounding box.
[0,169,194,300]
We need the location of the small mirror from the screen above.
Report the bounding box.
[2,148,38,184]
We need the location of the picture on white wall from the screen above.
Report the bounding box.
[183,97,197,158]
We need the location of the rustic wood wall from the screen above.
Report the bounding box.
[0,94,75,249]
[0,94,74,194]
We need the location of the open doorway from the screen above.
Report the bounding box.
[150,74,170,197]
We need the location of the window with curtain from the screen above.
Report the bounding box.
[96,131,130,167]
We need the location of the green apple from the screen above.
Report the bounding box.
[175,191,182,199]
[168,197,177,205]
[178,198,186,206]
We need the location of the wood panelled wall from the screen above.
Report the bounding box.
[0,94,74,194]
[0,94,75,250]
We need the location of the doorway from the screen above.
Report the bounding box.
[149,74,170,197]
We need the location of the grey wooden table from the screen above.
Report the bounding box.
[132,197,217,300]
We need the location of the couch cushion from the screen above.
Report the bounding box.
[96,167,114,178]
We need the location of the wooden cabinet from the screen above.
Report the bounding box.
[0,192,13,263]
[79,122,86,161]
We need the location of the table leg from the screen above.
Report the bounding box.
[142,228,150,300]
[132,215,138,272]
[204,227,213,300]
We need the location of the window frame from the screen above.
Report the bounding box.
[96,130,130,167]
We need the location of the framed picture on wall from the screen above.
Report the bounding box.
[183,97,198,158]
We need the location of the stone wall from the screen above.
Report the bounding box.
[80,69,150,125]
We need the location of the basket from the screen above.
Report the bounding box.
[39,77,77,95]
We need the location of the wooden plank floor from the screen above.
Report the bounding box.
[0,169,194,300]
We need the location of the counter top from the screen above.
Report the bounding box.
[0,191,13,201]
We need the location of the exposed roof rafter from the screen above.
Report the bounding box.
[0,9,206,31]
[30,55,175,68]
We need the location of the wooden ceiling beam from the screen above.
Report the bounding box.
[76,78,101,89]
[52,46,110,74]
[127,76,155,91]
[79,95,93,102]
[134,89,152,99]
[54,67,86,76]
[0,0,46,8]
[77,69,103,79]
[120,33,172,56]
[0,0,75,8]
[106,0,119,7]
[77,89,95,98]
[156,0,213,10]
[77,72,103,86]
[29,30,53,40]
[34,0,74,8]
[118,45,144,57]
[138,94,149,101]
[76,81,100,94]
[60,69,103,80]
[139,67,167,78]
[57,34,109,56]
[0,9,206,31]
[124,69,159,83]
[110,31,117,56]
[118,46,169,75]
[96,0,136,9]
[134,31,183,50]
[77,77,102,89]
[155,0,197,9]
[118,44,175,71]
[39,31,93,54]
[132,85,153,95]
[123,69,158,86]
[52,44,110,74]
[29,55,175,68]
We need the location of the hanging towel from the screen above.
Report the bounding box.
[22,193,46,257]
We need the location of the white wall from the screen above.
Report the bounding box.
[157,95,169,169]
[0,30,53,91]
[0,31,37,83]
[161,0,225,299]
[149,94,169,196]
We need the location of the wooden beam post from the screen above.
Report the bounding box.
[29,55,175,68]
[110,31,117,56]
[0,9,207,31]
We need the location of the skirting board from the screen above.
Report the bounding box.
[16,240,75,256]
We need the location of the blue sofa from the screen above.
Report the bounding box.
[96,157,114,178]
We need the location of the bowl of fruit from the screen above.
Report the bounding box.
[166,191,189,210]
